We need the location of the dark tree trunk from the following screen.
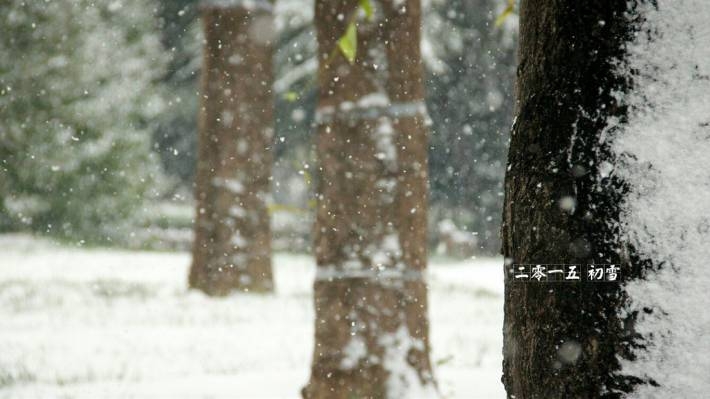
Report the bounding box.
[303,1,436,398]
[189,2,275,296]
[501,1,651,398]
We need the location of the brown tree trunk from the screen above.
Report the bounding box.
[501,1,649,398]
[189,2,275,296]
[302,1,436,398]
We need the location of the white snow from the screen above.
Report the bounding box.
[609,1,710,397]
[374,116,398,169]
[339,336,368,370]
[379,325,437,398]
[382,233,402,258]
[273,58,317,93]
[230,231,247,247]
[202,0,273,12]
[368,233,402,269]
[228,205,246,218]
[0,234,504,398]
[314,265,423,282]
[273,0,313,33]
[357,92,391,108]
[212,178,245,194]
[220,110,235,128]
[375,177,398,204]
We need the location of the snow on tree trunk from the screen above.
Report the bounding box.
[189,2,275,296]
[302,1,436,398]
[501,1,648,397]
[504,1,710,397]
[611,1,710,397]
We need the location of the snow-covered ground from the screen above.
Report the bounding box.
[0,234,504,399]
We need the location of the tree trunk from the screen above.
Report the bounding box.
[501,1,649,398]
[189,2,275,296]
[303,1,436,398]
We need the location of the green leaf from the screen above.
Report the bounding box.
[284,91,299,102]
[359,0,373,21]
[337,22,357,64]
[435,355,455,366]
[495,0,515,28]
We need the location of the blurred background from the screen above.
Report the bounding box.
[0,0,516,257]
[0,0,517,397]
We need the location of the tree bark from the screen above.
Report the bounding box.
[501,1,649,398]
[189,2,275,296]
[303,1,436,398]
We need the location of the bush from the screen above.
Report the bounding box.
[0,0,166,242]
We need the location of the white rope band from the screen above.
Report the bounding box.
[201,0,273,13]
[315,267,426,282]
[315,100,428,124]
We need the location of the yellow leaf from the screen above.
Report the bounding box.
[284,91,299,102]
[337,22,357,64]
[495,0,515,28]
[359,0,373,21]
